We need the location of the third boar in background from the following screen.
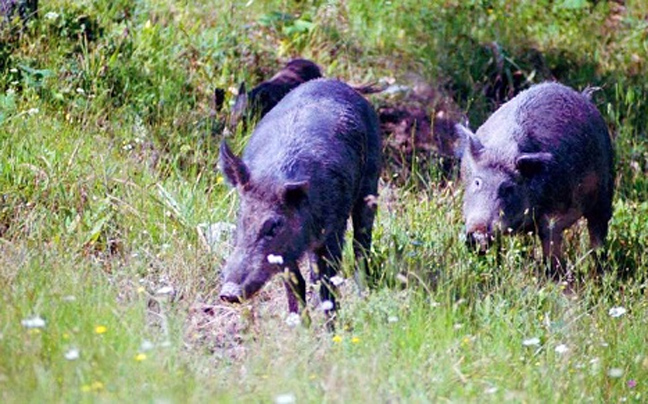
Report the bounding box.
[230,58,322,125]
[458,82,614,279]
[219,79,381,318]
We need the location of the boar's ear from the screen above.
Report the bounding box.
[454,123,475,159]
[283,181,309,207]
[237,81,247,96]
[219,141,250,187]
[461,128,484,162]
[214,88,226,113]
[230,82,248,123]
[516,152,553,177]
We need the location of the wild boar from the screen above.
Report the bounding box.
[459,82,614,278]
[230,58,322,124]
[229,58,383,128]
[219,78,381,315]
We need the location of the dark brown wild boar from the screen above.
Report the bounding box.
[219,79,381,317]
[230,59,322,124]
[458,82,614,279]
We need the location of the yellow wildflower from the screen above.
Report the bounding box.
[134,353,147,362]
[332,335,342,343]
[81,381,104,392]
[94,325,107,334]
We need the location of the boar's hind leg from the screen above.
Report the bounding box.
[352,191,378,291]
[283,262,306,313]
[585,204,612,276]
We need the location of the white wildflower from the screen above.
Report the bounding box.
[329,275,344,286]
[320,300,334,311]
[21,316,46,329]
[27,108,39,116]
[522,337,541,347]
[267,254,284,265]
[140,340,155,352]
[387,316,399,323]
[44,12,59,20]
[608,306,627,318]
[62,295,76,302]
[555,344,569,354]
[485,386,498,394]
[274,393,296,404]
[285,313,301,328]
[64,348,80,361]
[608,368,624,378]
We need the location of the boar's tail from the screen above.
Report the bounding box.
[352,82,387,95]
[582,86,602,101]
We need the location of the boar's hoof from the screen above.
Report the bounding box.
[219,282,243,303]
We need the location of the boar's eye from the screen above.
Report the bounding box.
[260,218,283,239]
[473,177,483,189]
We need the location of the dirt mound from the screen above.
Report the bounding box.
[376,78,466,185]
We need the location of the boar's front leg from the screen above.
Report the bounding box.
[539,227,567,281]
[314,229,345,315]
[283,262,306,313]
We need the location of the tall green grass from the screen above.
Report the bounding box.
[1,0,647,402]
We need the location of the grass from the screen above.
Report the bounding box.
[1,0,648,402]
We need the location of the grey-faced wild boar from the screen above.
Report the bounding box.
[459,82,614,278]
[230,59,322,124]
[219,78,381,315]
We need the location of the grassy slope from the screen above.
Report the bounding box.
[1,0,648,402]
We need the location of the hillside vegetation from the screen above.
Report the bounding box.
[1,0,647,402]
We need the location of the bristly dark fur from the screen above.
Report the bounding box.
[220,79,382,316]
[460,82,614,279]
[230,59,323,124]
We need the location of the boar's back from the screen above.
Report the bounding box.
[243,78,380,197]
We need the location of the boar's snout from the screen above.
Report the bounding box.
[465,224,497,254]
[219,282,243,304]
